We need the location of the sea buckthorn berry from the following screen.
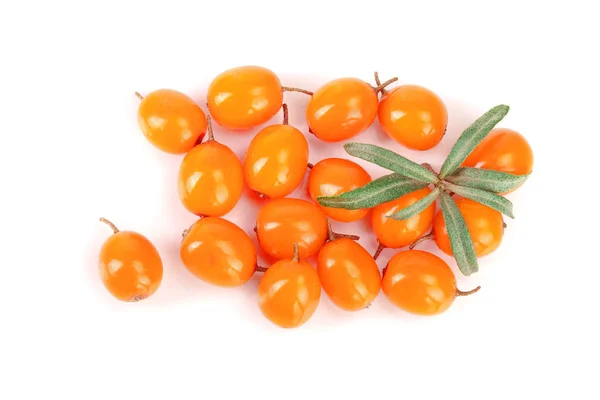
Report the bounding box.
[372,187,436,259]
[243,104,309,199]
[433,198,504,257]
[256,198,328,260]
[306,77,382,142]
[382,250,480,316]
[136,89,207,154]
[207,65,283,130]
[97,218,163,302]
[462,128,534,192]
[308,158,372,222]
[377,84,448,150]
[178,116,243,217]
[317,237,381,311]
[180,217,257,287]
[258,244,321,328]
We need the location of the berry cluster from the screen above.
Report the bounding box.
[97,66,534,328]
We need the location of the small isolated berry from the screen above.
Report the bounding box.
[98,218,163,302]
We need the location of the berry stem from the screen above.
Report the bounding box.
[327,218,360,242]
[99,217,119,234]
[374,76,398,94]
[135,92,144,101]
[255,265,268,273]
[409,232,434,250]
[282,103,289,125]
[205,115,215,142]
[307,163,314,169]
[282,86,314,96]
[503,221,507,229]
[456,286,481,297]
[373,242,386,260]
[292,243,299,262]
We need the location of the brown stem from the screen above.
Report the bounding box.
[374,72,382,88]
[374,77,398,93]
[308,127,315,135]
[135,92,144,101]
[205,115,215,142]
[503,221,507,229]
[99,217,119,234]
[409,232,434,250]
[307,163,314,170]
[373,242,386,260]
[421,163,438,176]
[326,218,360,242]
[255,265,268,273]
[182,229,190,239]
[292,243,299,262]
[282,86,314,96]
[456,286,481,297]
[253,225,258,234]
[282,103,289,125]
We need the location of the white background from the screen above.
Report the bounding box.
[1,1,599,399]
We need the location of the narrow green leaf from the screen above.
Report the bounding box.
[445,167,529,193]
[344,142,439,184]
[439,105,510,179]
[444,182,515,218]
[388,187,440,221]
[439,192,479,276]
[317,173,428,210]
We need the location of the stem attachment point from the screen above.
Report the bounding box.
[373,242,386,260]
[409,232,434,250]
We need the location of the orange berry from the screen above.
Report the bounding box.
[207,65,283,130]
[97,218,163,302]
[306,78,378,142]
[372,187,436,249]
[462,128,534,193]
[243,105,309,199]
[308,158,372,222]
[256,198,328,260]
[378,85,447,150]
[258,244,321,328]
[136,89,207,154]
[433,198,504,257]
[382,250,479,316]
[180,217,256,287]
[317,238,381,311]
[178,117,243,217]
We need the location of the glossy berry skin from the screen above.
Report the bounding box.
[258,257,321,328]
[317,238,381,311]
[433,198,504,257]
[306,78,378,142]
[308,158,372,222]
[372,187,436,248]
[180,217,256,287]
[256,198,328,260]
[178,142,243,217]
[378,85,447,150]
[99,229,163,302]
[243,124,309,199]
[207,66,283,130]
[382,250,457,315]
[463,128,534,193]
[137,89,207,154]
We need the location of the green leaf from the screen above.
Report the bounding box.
[388,187,440,221]
[445,167,529,193]
[317,173,428,210]
[439,105,510,179]
[439,191,479,276]
[444,182,515,218]
[344,142,439,184]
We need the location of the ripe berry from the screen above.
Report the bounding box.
[207,65,283,130]
[317,237,381,311]
[256,198,328,260]
[136,89,207,154]
[306,77,383,142]
[97,218,163,302]
[180,217,257,287]
[258,243,321,328]
[462,128,534,193]
[372,187,436,259]
[382,249,480,315]
[178,116,243,217]
[308,157,372,222]
[377,84,448,150]
[243,105,309,199]
[433,198,504,257]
